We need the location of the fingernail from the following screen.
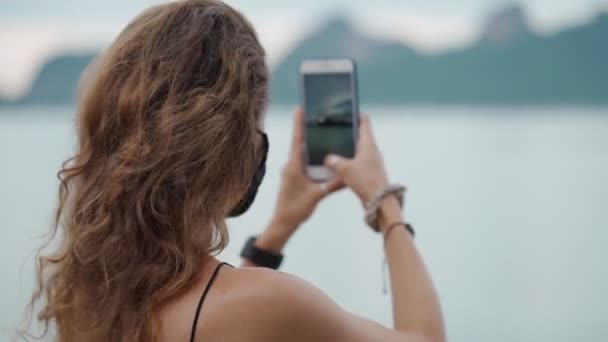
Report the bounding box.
[327,155,338,166]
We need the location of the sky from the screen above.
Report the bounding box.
[1,0,607,98]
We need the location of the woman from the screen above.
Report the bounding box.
[22,1,445,341]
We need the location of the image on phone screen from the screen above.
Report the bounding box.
[304,73,355,166]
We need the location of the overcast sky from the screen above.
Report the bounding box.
[1,0,607,97]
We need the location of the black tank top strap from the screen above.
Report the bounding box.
[189,262,233,342]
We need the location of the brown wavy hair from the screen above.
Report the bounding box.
[20,1,268,341]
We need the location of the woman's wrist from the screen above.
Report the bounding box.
[377,196,404,234]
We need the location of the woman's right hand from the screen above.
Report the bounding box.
[324,114,389,205]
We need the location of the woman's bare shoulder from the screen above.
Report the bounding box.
[211,266,348,341]
[219,266,328,316]
[219,267,420,342]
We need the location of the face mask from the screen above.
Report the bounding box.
[228,131,268,217]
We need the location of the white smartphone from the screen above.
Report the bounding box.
[299,58,359,182]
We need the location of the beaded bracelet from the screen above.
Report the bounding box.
[364,184,407,231]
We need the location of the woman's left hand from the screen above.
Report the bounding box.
[254,109,344,254]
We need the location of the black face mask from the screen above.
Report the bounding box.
[228,131,268,217]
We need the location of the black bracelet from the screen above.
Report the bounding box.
[383,222,415,244]
[240,236,284,270]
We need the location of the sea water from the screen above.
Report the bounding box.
[1,106,607,341]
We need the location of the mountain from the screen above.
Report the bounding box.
[2,6,607,107]
[272,9,608,105]
[13,53,98,105]
[270,16,424,104]
[481,5,534,44]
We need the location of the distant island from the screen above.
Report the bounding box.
[1,5,607,107]
[2,52,98,106]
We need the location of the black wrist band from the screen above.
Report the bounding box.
[240,236,283,270]
[383,222,415,244]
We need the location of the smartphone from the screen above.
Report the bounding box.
[299,58,359,182]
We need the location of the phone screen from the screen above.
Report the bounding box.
[303,73,356,166]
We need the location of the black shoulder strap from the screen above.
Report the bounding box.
[189,262,231,342]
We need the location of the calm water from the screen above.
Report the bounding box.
[1,106,607,341]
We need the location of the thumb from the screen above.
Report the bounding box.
[324,154,350,176]
[358,113,377,148]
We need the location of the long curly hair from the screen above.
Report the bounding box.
[19,1,268,340]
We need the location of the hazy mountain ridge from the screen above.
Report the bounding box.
[481,5,534,44]
[1,52,99,106]
[272,8,608,105]
[2,6,607,107]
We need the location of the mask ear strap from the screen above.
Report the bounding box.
[227,130,268,217]
[258,132,269,162]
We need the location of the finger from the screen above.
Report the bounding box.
[289,108,305,162]
[324,154,349,176]
[325,178,345,194]
[358,113,377,148]
[312,178,345,199]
